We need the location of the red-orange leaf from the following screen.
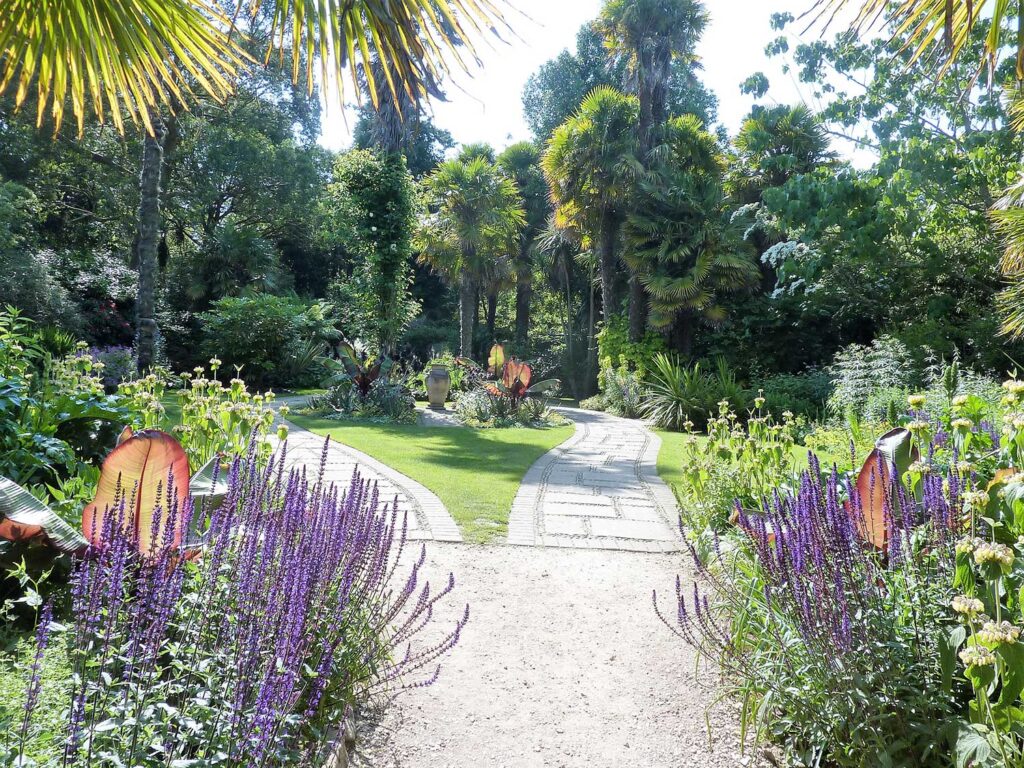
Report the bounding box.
[850,428,918,550]
[82,430,190,557]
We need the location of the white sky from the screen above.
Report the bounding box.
[318,0,863,157]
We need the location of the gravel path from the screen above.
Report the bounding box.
[354,542,760,768]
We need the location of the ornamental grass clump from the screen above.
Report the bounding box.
[657,453,962,767]
[5,439,467,767]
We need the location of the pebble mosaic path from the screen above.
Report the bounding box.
[507,408,682,552]
[270,403,462,543]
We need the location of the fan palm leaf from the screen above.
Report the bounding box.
[1,0,511,135]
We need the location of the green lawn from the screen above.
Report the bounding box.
[288,414,574,543]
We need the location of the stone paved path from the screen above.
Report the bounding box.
[507,408,682,552]
[271,403,461,543]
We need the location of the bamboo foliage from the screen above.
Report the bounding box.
[0,0,511,136]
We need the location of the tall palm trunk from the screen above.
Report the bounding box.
[135,119,166,372]
[628,275,646,341]
[458,279,475,357]
[514,246,531,347]
[626,46,670,343]
[486,291,498,345]
[598,212,619,320]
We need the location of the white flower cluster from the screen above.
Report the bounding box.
[978,621,1022,645]
[960,646,997,667]
[951,595,984,616]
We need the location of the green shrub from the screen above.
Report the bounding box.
[453,388,555,428]
[597,359,646,418]
[827,335,913,421]
[642,354,746,431]
[673,400,803,542]
[756,370,831,420]
[198,295,337,389]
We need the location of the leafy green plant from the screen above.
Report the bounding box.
[641,354,712,430]
[198,296,337,389]
[673,398,803,540]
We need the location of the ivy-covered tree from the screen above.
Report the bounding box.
[321,150,419,353]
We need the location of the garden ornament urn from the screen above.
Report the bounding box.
[425,364,451,410]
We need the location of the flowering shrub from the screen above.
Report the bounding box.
[659,374,1024,766]
[120,359,280,467]
[674,399,803,542]
[4,441,467,766]
[658,454,960,766]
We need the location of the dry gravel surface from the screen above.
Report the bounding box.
[353,542,765,768]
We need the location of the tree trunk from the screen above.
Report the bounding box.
[670,313,695,358]
[586,265,598,395]
[514,251,531,349]
[458,279,475,357]
[598,213,619,320]
[135,119,166,373]
[486,291,498,346]
[628,274,646,342]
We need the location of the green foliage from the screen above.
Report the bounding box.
[673,399,803,540]
[453,389,555,429]
[0,309,127,488]
[118,362,279,468]
[827,335,914,422]
[641,353,746,430]
[595,360,646,418]
[323,150,419,351]
[596,314,665,375]
[198,295,337,389]
[312,345,414,424]
[755,370,831,421]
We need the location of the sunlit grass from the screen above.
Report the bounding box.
[288,414,573,543]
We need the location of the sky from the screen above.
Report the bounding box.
[318,0,858,156]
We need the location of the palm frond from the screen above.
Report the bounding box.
[1,0,512,135]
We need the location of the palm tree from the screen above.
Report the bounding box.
[993,178,1024,338]
[417,157,525,357]
[726,104,836,206]
[543,85,640,323]
[597,0,708,341]
[597,0,708,154]
[498,142,550,348]
[623,115,758,353]
[1,1,512,136]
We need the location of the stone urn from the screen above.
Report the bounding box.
[425,364,451,410]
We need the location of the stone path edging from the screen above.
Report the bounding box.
[507,407,683,552]
[270,398,461,543]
